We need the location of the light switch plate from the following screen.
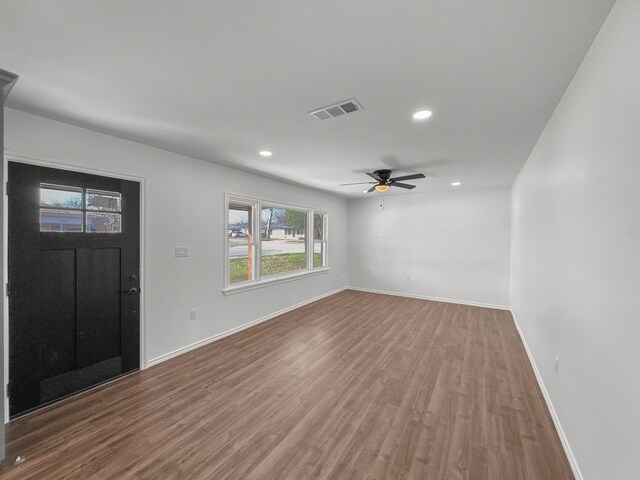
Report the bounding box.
[175,246,190,257]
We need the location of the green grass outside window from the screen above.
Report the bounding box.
[230,253,323,284]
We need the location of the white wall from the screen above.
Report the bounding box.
[510,1,640,478]
[348,187,511,308]
[4,109,349,364]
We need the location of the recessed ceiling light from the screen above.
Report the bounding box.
[412,110,432,120]
[451,182,461,186]
[259,150,272,157]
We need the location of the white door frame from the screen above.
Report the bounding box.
[2,150,147,423]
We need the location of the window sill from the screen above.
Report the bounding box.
[222,267,330,295]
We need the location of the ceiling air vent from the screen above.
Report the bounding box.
[309,98,363,121]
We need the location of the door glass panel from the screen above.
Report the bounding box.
[40,209,83,232]
[86,189,121,211]
[86,212,122,233]
[40,184,83,209]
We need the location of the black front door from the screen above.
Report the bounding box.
[8,162,140,417]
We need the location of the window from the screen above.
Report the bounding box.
[261,206,307,277]
[313,212,327,268]
[40,208,83,232]
[224,194,328,293]
[86,189,121,233]
[228,201,256,285]
[40,184,84,232]
[39,184,122,233]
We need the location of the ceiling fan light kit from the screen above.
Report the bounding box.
[340,169,426,194]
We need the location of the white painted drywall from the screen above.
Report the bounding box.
[510,1,640,478]
[3,109,349,364]
[348,187,511,307]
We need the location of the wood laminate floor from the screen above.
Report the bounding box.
[0,290,573,479]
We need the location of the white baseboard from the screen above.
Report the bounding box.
[347,286,510,311]
[511,310,583,480]
[147,287,348,367]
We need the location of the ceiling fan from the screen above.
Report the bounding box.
[340,169,426,193]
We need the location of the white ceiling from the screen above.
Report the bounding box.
[0,0,614,197]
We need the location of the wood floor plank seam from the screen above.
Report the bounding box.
[1,290,574,479]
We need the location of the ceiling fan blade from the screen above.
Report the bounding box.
[391,182,416,189]
[389,173,426,182]
[366,185,377,193]
[366,172,383,182]
[339,181,377,186]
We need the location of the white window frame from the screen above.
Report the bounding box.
[223,193,329,295]
[311,211,328,269]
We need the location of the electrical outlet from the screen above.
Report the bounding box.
[554,356,560,375]
[175,246,190,257]
[189,308,197,321]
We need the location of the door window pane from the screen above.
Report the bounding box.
[86,212,121,233]
[40,209,83,232]
[86,189,121,211]
[261,207,307,277]
[40,184,83,209]
[39,184,124,233]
